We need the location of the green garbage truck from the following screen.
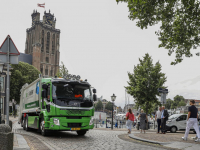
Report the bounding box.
[18,75,97,136]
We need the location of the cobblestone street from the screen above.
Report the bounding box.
[13,121,172,150]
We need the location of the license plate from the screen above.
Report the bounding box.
[70,128,80,131]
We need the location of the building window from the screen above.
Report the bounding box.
[41,30,44,52]
[45,66,48,75]
[0,77,4,92]
[46,32,50,53]
[46,57,49,63]
[52,34,55,54]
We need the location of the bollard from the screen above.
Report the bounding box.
[0,124,13,150]
[1,120,12,130]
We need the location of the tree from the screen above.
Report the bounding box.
[10,62,41,104]
[105,102,113,111]
[178,101,186,107]
[174,95,185,104]
[116,0,200,65]
[125,53,167,115]
[95,101,103,111]
[165,98,173,109]
[56,61,68,77]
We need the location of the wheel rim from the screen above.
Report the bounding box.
[40,121,44,132]
[26,119,28,128]
[172,127,176,132]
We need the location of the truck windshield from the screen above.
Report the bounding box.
[52,82,92,101]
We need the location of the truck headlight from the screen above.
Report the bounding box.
[53,118,60,126]
[89,117,94,125]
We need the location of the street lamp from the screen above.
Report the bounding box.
[111,93,116,130]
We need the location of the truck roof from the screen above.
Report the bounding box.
[50,78,91,86]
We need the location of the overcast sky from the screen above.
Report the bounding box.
[1,0,200,108]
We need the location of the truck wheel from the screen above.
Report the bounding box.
[170,126,177,133]
[76,130,87,136]
[25,115,30,131]
[21,116,23,127]
[40,117,47,136]
[23,116,26,130]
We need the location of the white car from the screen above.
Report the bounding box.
[166,114,197,133]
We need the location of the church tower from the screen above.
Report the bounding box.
[25,10,60,76]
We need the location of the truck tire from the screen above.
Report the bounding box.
[76,130,87,136]
[40,117,47,136]
[21,116,23,127]
[25,115,30,131]
[23,116,26,130]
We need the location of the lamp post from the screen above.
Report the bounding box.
[0,64,4,124]
[111,93,116,130]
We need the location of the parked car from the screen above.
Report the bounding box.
[166,114,196,133]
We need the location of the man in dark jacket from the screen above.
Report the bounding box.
[161,106,168,134]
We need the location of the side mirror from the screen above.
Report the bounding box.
[42,84,48,89]
[93,89,96,93]
[93,94,97,101]
[176,118,180,121]
[42,90,47,98]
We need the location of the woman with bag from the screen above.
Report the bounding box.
[126,108,135,134]
[138,109,148,133]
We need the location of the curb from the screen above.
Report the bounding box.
[129,133,171,145]
[13,134,30,150]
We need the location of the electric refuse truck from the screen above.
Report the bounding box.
[18,75,97,136]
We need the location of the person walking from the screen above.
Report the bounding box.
[155,107,162,133]
[182,100,200,142]
[126,108,135,134]
[138,109,148,133]
[161,106,168,134]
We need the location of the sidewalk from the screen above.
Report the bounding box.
[129,131,200,150]
[9,116,30,150]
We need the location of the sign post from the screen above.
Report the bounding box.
[0,35,20,125]
[158,88,169,105]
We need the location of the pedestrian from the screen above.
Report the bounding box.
[155,107,162,134]
[161,106,168,134]
[182,100,200,142]
[191,120,200,140]
[138,109,148,133]
[126,108,135,134]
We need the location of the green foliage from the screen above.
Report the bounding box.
[178,100,186,107]
[56,61,68,77]
[165,98,173,109]
[125,53,167,114]
[105,102,113,111]
[10,62,41,104]
[95,101,103,111]
[168,95,185,109]
[116,0,200,65]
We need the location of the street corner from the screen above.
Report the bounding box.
[128,131,200,150]
[130,131,200,144]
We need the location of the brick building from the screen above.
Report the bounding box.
[24,10,60,76]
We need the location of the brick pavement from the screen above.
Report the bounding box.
[12,120,170,150]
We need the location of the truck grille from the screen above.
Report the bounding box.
[68,123,82,127]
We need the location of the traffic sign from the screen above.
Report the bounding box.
[0,35,19,64]
[0,35,20,55]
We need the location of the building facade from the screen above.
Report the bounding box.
[25,10,60,76]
